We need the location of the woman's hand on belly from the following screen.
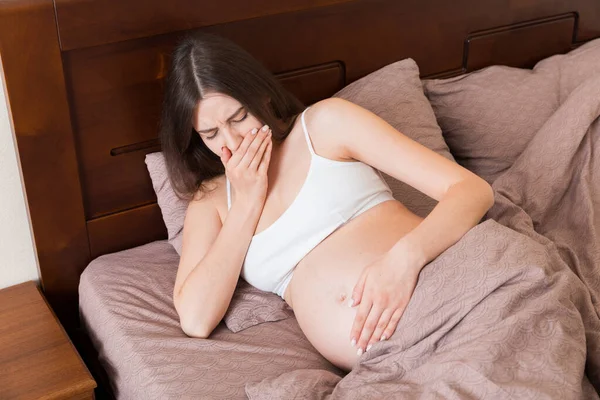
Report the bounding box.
[291,287,370,372]
[287,199,425,371]
[348,251,422,356]
[289,252,421,372]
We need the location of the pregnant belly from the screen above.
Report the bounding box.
[284,200,424,372]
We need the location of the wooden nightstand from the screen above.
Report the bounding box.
[0,281,97,399]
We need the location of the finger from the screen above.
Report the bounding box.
[356,305,384,355]
[356,304,383,356]
[380,307,405,342]
[350,269,368,307]
[368,308,393,347]
[220,146,231,166]
[229,127,260,167]
[249,133,270,170]
[350,296,372,348]
[257,140,272,175]
[240,126,270,168]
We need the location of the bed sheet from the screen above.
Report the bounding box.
[78,240,340,399]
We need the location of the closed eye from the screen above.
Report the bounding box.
[234,112,248,123]
[205,112,248,140]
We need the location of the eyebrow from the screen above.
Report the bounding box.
[197,106,245,134]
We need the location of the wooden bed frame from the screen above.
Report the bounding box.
[1,0,599,397]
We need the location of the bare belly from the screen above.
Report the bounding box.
[283,199,424,372]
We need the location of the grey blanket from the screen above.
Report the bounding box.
[245,76,600,399]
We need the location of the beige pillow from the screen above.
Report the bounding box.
[423,38,600,184]
[145,152,187,255]
[333,58,456,218]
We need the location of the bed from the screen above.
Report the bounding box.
[1,0,600,398]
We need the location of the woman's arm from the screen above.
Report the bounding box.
[349,178,492,355]
[174,195,262,338]
[175,124,272,338]
[305,98,494,354]
[388,177,494,268]
[307,97,494,266]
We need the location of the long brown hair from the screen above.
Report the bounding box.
[159,31,305,201]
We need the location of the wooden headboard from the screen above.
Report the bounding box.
[1,0,599,391]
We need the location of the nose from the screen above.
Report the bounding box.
[222,126,244,152]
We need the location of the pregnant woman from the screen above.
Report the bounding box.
[163,32,494,372]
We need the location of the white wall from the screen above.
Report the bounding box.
[0,56,40,290]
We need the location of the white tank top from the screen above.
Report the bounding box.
[226,106,394,298]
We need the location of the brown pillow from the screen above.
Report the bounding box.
[145,152,187,255]
[334,58,456,218]
[423,38,600,184]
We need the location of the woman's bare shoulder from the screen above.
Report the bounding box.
[188,174,228,222]
[303,98,359,162]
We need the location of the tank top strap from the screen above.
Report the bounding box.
[226,176,231,210]
[301,106,316,156]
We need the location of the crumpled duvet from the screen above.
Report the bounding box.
[245,76,600,400]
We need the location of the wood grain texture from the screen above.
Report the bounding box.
[54,0,355,51]
[465,14,575,71]
[0,281,96,399]
[52,0,600,52]
[87,203,167,259]
[0,0,90,331]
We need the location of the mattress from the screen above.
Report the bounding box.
[78,240,339,399]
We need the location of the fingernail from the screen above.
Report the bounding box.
[351,338,356,347]
[357,348,363,356]
[380,335,386,341]
[251,128,258,135]
[347,298,354,308]
[366,344,372,352]
[261,125,269,132]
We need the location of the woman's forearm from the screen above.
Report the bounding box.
[388,177,495,269]
[175,201,262,337]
